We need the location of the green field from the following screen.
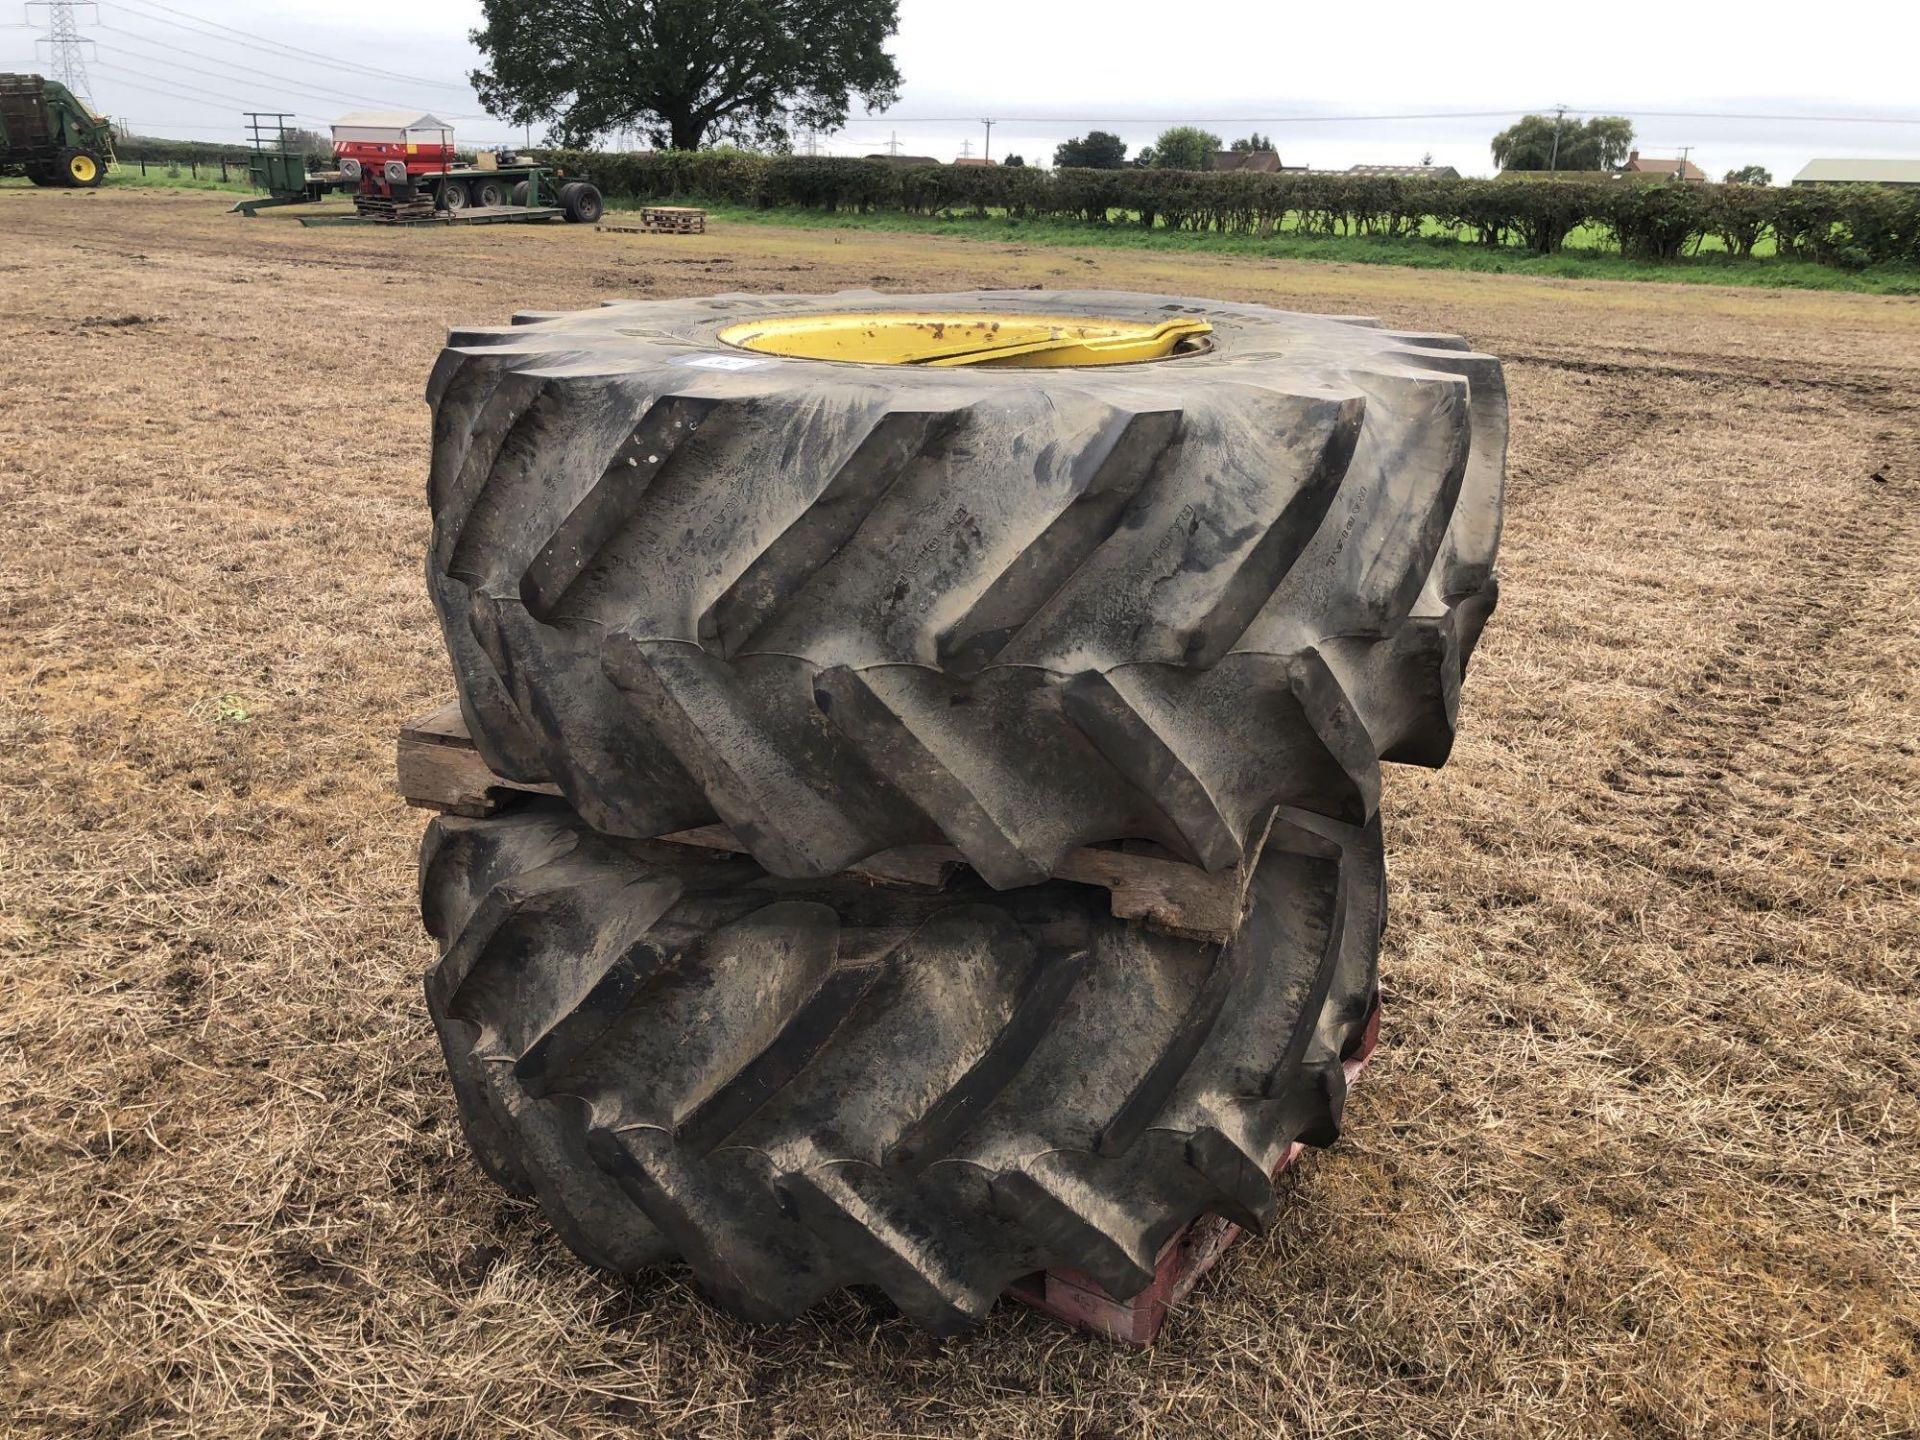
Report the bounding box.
[691,202,1920,295]
[0,168,251,194]
[13,167,1912,294]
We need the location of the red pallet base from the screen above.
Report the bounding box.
[1003,1002,1381,1346]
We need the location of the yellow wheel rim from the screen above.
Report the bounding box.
[718,312,1212,368]
[69,154,97,183]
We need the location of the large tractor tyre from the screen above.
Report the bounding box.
[509,180,529,208]
[558,180,603,224]
[473,177,509,210]
[437,179,469,213]
[421,800,1382,1332]
[58,148,103,187]
[426,290,1504,886]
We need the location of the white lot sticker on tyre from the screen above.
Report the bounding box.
[681,354,770,370]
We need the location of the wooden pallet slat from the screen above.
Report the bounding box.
[641,205,706,233]
[396,702,1240,941]
[597,205,708,236]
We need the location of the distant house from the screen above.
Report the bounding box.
[1346,163,1460,180]
[1212,150,1305,174]
[864,152,941,168]
[1622,149,1707,183]
[1792,158,1920,188]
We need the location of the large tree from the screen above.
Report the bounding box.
[1491,114,1634,172]
[470,0,902,151]
[1149,126,1222,171]
[1053,130,1127,169]
[1724,164,1772,186]
[1229,131,1275,153]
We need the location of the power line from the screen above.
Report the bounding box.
[92,57,268,108]
[836,109,1525,126]
[88,39,501,135]
[94,28,406,109]
[104,0,476,93]
[90,72,265,117]
[1575,106,1920,124]
[831,106,1920,126]
[115,116,256,131]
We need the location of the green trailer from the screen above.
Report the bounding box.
[228,111,348,216]
[0,73,114,187]
[229,148,344,216]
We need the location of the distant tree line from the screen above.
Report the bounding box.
[463,11,1795,198]
[1040,114,1768,183]
[1051,127,1289,171]
[540,148,1920,269]
[1491,114,1636,171]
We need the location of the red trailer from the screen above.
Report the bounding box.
[330,109,601,223]
[332,109,452,185]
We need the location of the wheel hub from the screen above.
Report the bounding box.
[718,311,1212,367]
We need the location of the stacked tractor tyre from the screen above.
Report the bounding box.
[416,289,1505,1333]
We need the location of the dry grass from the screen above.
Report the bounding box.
[2,186,1916,1440]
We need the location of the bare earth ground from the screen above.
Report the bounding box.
[2,187,1916,1440]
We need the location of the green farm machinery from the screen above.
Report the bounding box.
[0,73,114,187]
[329,109,601,226]
[231,109,601,227]
[228,111,343,217]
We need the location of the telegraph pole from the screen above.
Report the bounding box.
[981,118,994,163]
[1677,145,1693,178]
[28,0,98,101]
[1547,103,1567,172]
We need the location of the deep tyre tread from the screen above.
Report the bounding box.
[427,291,1502,882]
[420,801,1382,1331]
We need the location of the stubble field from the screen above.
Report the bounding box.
[2,186,1917,1439]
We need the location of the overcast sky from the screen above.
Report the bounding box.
[9,0,1917,181]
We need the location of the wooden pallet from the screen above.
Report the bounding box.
[641,205,706,233]
[597,205,707,236]
[398,701,1241,942]
[351,201,565,227]
[354,194,438,224]
[1006,1001,1379,1346]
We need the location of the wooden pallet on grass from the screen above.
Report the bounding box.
[597,205,708,236]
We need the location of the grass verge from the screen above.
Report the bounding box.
[678,202,1920,295]
[0,170,251,194]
